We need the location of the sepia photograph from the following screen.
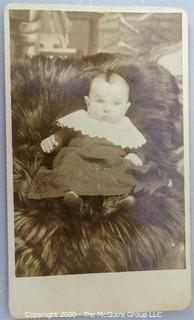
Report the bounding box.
[10,7,185,275]
[4,3,191,316]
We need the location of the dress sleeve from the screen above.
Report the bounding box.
[125,146,146,162]
[53,127,75,148]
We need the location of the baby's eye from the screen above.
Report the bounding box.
[114,101,121,106]
[96,98,104,103]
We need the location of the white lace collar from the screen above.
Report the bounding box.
[57,109,146,149]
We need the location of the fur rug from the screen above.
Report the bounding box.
[11,54,185,276]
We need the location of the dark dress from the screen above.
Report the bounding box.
[28,130,152,199]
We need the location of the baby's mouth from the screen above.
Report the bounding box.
[101,115,111,122]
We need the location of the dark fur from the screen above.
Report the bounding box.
[12,54,184,276]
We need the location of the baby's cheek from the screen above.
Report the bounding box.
[116,110,124,119]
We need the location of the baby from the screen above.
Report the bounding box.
[28,71,146,215]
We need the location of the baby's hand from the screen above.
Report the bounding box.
[125,153,143,166]
[40,135,59,153]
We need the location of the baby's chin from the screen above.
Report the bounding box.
[90,114,120,124]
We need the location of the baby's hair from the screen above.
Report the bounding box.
[101,69,116,82]
[86,68,131,99]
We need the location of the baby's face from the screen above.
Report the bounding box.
[84,74,131,124]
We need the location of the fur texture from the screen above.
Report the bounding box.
[11,54,185,276]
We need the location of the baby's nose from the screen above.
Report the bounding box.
[103,105,111,113]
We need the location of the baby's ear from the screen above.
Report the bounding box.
[126,101,131,111]
[84,96,89,107]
